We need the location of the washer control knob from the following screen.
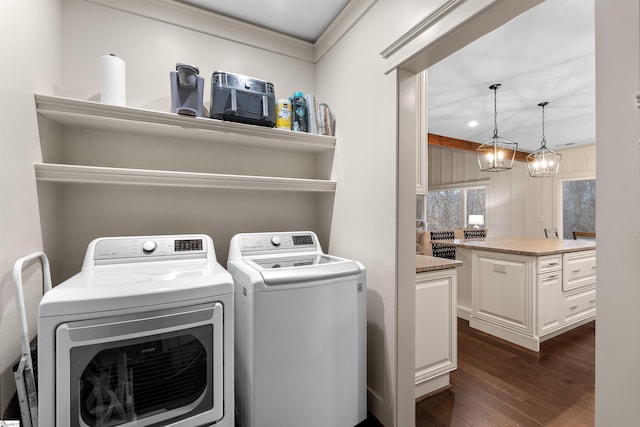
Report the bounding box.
[271,236,281,246]
[142,240,157,254]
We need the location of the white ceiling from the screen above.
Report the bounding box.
[427,0,595,153]
[178,0,352,43]
[177,0,595,153]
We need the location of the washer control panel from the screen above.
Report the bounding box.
[92,236,207,261]
[239,232,316,253]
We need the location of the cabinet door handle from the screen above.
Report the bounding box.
[569,305,579,311]
[589,299,596,304]
[542,275,559,281]
[547,262,559,267]
[572,269,582,273]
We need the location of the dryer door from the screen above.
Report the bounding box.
[55,303,224,427]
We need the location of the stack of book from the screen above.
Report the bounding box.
[304,94,335,136]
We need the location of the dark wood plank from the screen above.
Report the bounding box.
[428,133,530,163]
[415,319,595,427]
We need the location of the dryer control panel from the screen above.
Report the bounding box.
[236,232,318,255]
[84,235,215,268]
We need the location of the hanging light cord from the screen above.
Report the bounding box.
[492,85,499,138]
[539,101,548,148]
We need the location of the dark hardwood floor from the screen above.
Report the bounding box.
[415,319,595,427]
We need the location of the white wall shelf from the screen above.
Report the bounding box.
[35,163,337,192]
[35,94,336,153]
[34,94,337,193]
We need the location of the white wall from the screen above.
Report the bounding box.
[0,0,60,419]
[317,1,542,425]
[594,1,640,424]
[315,10,400,425]
[0,0,61,417]
[60,0,316,110]
[428,144,596,237]
[44,0,323,280]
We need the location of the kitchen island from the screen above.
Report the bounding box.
[438,237,595,351]
[414,255,461,397]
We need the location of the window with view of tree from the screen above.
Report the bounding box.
[562,179,595,239]
[423,186,486,231]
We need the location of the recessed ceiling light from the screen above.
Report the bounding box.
[468,120,478,128]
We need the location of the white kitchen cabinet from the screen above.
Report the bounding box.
[538,271,563,334]
[414,268,457,398]
[538,254,562,274]
[467,244,596,351]
[455,246,473,319]
[563,250,596,291]
[537,255,563,335]
[472,251,534,336]
[564,287,597,323]
[562,250,596,323]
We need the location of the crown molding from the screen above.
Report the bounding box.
[314,0,379,62]
[86,0,316,62]
[85,0,378,65]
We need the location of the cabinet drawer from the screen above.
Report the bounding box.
[538,255,562,274]
[564,288,596,323]
[563,251,596,291]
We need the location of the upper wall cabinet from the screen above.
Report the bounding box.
[34,95,337,192]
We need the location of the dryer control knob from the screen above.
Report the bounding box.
[271,236,281,246]
[142,240,157,254]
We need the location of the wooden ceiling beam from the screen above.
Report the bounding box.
[428,133,529,163]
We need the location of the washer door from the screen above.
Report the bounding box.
[55,303,224,427]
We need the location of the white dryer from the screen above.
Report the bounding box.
[38,234,234,427]
[227,231,366,427]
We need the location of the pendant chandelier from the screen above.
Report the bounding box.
[526,101,562,177]
[476,84,518,172]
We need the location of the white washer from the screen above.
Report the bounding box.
[227,231,366,427]
[38,234,234,427]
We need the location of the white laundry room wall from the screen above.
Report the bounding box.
[0,0,62,417]
[44,0,323,281]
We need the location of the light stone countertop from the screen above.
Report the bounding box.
[416,255,462,273]
[434,236,595,256]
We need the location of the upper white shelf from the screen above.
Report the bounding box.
[34,94,336,153]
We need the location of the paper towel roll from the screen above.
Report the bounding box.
[100,54,126,106]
